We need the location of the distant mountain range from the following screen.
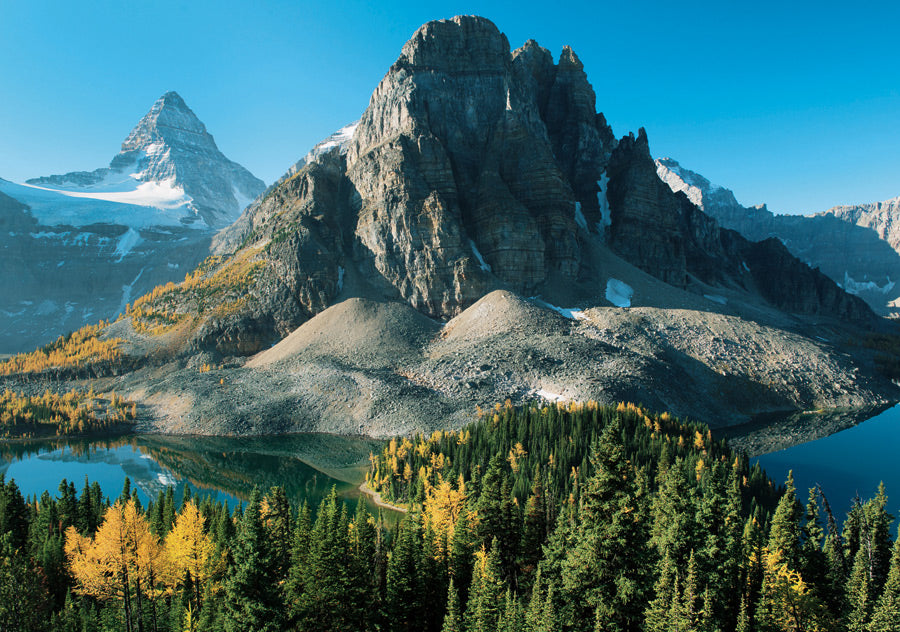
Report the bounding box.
[0,92,265,352]
[656,158,900,315]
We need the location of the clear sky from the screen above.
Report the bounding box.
[1,0,897,215]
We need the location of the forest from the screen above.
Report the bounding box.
[0,400,898,631]
[0,387,136,438]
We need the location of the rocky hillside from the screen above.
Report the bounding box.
[0,93,265,353]
[2,16,896,437]
[657,158,900,314]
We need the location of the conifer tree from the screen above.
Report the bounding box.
[869,530,900,632]
[222,488,283,632]
[846,544,873,632]
[768,473,802,570]
[441,578,463,632]
[644,550,676,632]
[386,513,425,632]
[464,540,505,632]
[561,416,650,632]
[449,500,474,605]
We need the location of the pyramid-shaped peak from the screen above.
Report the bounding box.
[120,91,213,155]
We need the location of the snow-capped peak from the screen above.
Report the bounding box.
[24,91,265,229]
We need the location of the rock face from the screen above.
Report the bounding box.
[0,93,265,352]
[822,198,900,251]
[197,15,874,357]
[656,158,900,314]
[28,92,264,229]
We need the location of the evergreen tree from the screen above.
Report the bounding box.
[222,488,283,632]
[869,530,900,632]
[441,579,463,632]
[560,416,650,632]
[464,540,505,632]
[644,550,676,632]
[767,472,802,570]
[819,485,848,611]
[846,544,873,632]
[386,513,425,632]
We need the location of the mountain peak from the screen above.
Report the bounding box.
[25,92,265,229]
[120,91,211,155]
[398,15,510,73]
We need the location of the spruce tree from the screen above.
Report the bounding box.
[560,416,650,632]
[222,488,283,632]
[846,543,873,632]
[869,531,900,632]
[441,579,463,632]
[386,513,425,632]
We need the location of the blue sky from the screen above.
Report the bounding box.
[1,0,897,214]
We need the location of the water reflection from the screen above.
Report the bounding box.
[1,433,392,515]
[719,402,900,520]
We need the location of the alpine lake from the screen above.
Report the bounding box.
[0,432,398,517]
[3,402,900,520]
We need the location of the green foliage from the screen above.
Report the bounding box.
[4,400,900,632]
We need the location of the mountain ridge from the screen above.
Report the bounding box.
[656,157,900,315]
[2,16,896,437]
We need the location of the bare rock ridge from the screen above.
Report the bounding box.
[656,158,900,315]
[608,133,872,322]
[203,15,872,357]
[0,93,265,353]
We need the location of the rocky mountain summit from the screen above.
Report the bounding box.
[28,91,264,229]
[4,16,896,438]
[0,93,265,353]
[656,158,900,314]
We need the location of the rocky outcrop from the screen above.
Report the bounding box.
[209,16,620,344]
[158,15,876,360]
[657,158,900,314]
[821,198,900,251]
[606,133,874,323]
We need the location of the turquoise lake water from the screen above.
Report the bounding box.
[0,433,387,513]
[756,403,900,518]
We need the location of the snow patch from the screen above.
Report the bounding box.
[0,179,200,229]
[232,185,256,213]
[469,239,492,272]
[596,172,611,231]
[704,294,728,305]
[605,278,634,308]
[534,299,587,321]
[574,201,588,231]
[117,268,145,316]
[841,272,895,295]
[114,228,142,261]
[534,388,570,403]
[742,261,750,272]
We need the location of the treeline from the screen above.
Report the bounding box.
[126,246,265,336]
[1,401,899,631]
[0,388,136,437]
[0,322,123,376]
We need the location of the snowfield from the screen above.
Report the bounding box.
[605,278,634,308]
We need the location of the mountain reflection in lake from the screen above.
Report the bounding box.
[0,433,392,515]
[720,402,900,520]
